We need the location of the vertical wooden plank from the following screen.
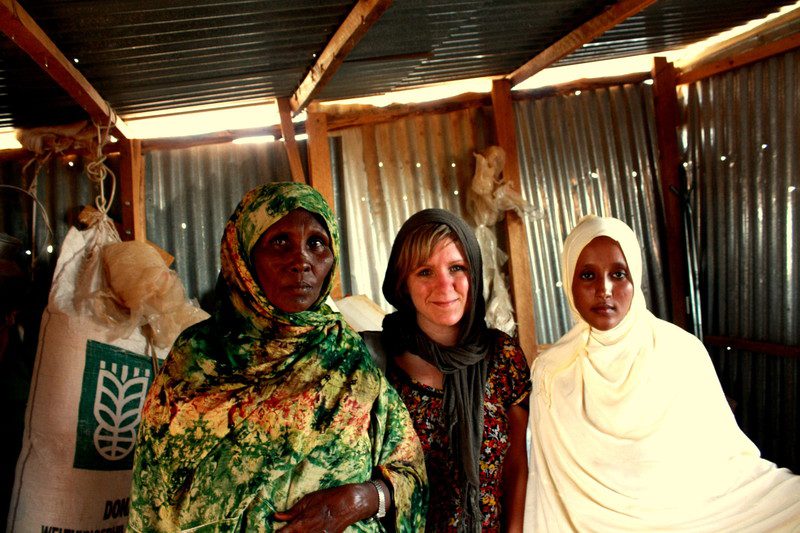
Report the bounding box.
[306,110,342,299]
[118,138,145,242]
[491,79,538,363]
[307,111,335,209]
[651,57,689,329]
[277,98,307,183]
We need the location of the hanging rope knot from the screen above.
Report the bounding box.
[85,157,109,182]
[86,119,116,216]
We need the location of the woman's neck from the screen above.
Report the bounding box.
[394,352,444,389]
[417,317,459,347]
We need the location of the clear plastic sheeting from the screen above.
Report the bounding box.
[74,214,208,351]
[466,146,542,336]
[98,241,209,349]
[79,241,209,348]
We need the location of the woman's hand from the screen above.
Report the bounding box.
[274,482,379,533]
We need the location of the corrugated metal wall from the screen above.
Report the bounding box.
[0,155,114,269]
[0,142,296,307]
[515,84,670,345]
[681,49,800,472]
[145,142,295,305]
[335,107,493,310]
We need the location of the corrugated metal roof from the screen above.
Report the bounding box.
[0,0,796,130]
[2,0,354,127]
[320,0,617,99]
[0,42,87,128]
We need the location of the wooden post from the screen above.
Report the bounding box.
[491,79,538,363]
[651,57,689,329]
[277,98,307,183]
[118,139,146,241]
[306,110,342,299]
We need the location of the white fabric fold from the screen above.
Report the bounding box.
[524,215,800,532]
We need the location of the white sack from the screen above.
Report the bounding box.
[7,226,174,533]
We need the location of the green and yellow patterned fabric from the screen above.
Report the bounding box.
[128,182,427,532]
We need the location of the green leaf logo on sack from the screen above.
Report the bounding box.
[74,340,153,470]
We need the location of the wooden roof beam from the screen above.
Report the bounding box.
[678,32,800,85]
[290,0,393,113]
[0,0,131,139]
[507,0,657,87]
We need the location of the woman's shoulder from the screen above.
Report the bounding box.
[173,316,214,345]
[534,323,587,364]
[650,317,713,372]
[653,317,703,344]
[168,317,226,362]
[649,317,708,363]
[485,329,531,402]
[158,318,217,375]
[358,330,388,373]
[486,329,527,365]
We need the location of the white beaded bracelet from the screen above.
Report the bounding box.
[369,479,387,519]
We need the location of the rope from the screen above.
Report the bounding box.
[0,184,54,239]
[86,114,117,216]
[11,111,120,267]
[0,183,55,266]
[17,151,54,266]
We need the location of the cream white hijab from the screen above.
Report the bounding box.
[524,215,800,532]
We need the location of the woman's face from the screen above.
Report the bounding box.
[251,208,334,313]
[406,237,470,345]
[571,236,633,331]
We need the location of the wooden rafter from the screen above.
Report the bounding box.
[290,0,393,113]
[0,0,130,139]
[507,0,657,87]
[678,32,800,85]
[677,4,800,84]
[326,93,491,131]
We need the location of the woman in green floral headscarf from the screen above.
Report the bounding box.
[128,182,427,533]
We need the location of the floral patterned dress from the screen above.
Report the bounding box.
[128,182,427,533]
[386,330,530,532]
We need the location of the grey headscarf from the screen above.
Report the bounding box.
[382,208,489,532]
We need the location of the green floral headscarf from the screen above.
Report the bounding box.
[222,181,338,324]
[128,182,427,533]
[214,181,343,376]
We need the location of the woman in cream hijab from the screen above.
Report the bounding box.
[524,215,800,532]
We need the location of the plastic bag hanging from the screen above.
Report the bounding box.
[465,146,542,336]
